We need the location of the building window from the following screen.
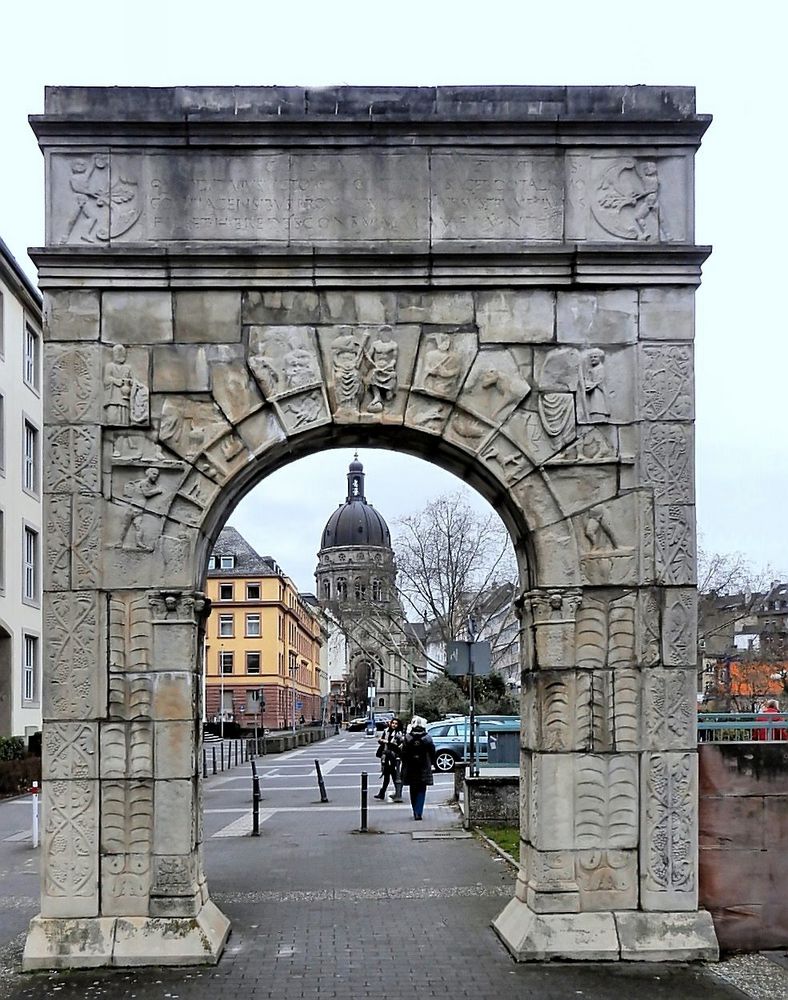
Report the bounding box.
[220,555,235,570]
[278,614,283,639]
[219,583,233,601]
[218,614,234,637]
[208,556,216,570]
[379,665,385,688]
[354,580,366,601]
[219,651,234,675]
[22,633,38,703]
[278,651,284,674]
[0,394,4,473]
[336,577,347,600]
[23,420,38,494]
[372,579,382,602]
[23,526,38,604]
[246,688,262,713]
[246,652,261,675]
[23,325,39,390]
[246,614,261,637]
[378,697,385,707]
[246,582,261,601]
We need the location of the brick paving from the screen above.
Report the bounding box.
[0,734,751,1000]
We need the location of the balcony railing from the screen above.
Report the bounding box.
[697,712,788,742]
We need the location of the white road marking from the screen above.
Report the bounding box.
[211,810,275,837]
[3,831,32,843]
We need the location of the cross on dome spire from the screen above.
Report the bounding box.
[346,453,366,502]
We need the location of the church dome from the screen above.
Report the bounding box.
[320,456,391,549]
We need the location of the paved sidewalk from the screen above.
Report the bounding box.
[0,734,754,1000]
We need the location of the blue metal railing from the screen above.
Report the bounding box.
[697,712,788,742]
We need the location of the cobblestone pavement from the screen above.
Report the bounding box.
[0,733,755,999]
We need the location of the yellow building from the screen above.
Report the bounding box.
[204,526,325,730]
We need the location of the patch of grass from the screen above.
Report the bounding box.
[479,825,519,859]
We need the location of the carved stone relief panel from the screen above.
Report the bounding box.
[47,151,127,246]
[46,344,101,424]
[544,465,620,520]
[43,591,103,721]
[44,290,100,342]
[638,345,693,421]
[475,290,554,344]
[430,152,563,240]
[566,153,690,243]
[41,779,99,918]
[108,592,152,673]
[544,427,620,468]
[575,593,636,670]
[640,752,698,911]
[478,434,532,487]
[317,324,420,423]
[291,151,430,242]
[44,495,72,591]
[460,348,532,425]
[412,330,477,402]
[101,854,151,917]
[44,425,100,494]
[641,422,694,504]
[273,388,331,436]
[101,344,150,428]
[530,520,582,589]
[166,468,221,528]
[575,754,639,850]
[661,589,698,667]
[557,291,638,345]
[110,151,288,243]
[247,324,321,394]
[499,405,572,468]
[508,469,565,531]
[643,669,696,750]
[156,395,230,463]
[210,360,264,425]
[101,780,154,859]
[72,494,102,590]
[576,500,638,587]
[149,591,206,673]
[443,408,497,456]
[196,430,252,486]
[43,722,97,780]
[403,394,452,437]
[655,504,696,586]
[151,854,198,899]
[637,589,662,667]
[576,849,638,911]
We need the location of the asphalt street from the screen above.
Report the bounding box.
[0,731,756,999]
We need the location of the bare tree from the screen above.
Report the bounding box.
[394,492,517,645]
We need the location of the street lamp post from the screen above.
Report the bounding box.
[219,644,225,742]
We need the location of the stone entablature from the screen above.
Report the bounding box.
[27,85,716,969]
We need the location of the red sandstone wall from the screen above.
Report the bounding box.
[699,743,788,951]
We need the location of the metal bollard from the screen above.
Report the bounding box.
[212,746,217,775]
[235,740,239,766]
[314,759,329,803]
[360,771,368,832]
[202,747,207,779]
[251,760,261,837]
[31,781,39,848]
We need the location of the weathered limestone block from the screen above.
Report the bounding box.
[101,854,151,917]
[654,504,696,585]
[616,910,718,961]
[150,673,198,722]
[102,292,173,345]
[661,588,698,667]
[234,407,286,460]
[43,591,104,721]
[640,421,695,504]
[576,849,638,911]
[44,290,100,342]
[243,290,320,325]
[639,287,695,341]
[528,588,582,669]
[42,722,98,780]
[459,347,532,425]
[320,290,397,325]
[493,902,620,961]
[475,290,554,344]
[640,751,699,910]
[152,345,211,393]
[396,291,474,325]
[44,424,100,494]
[509,469,566,530]
[23,916,116,970]
[148,590,206,673]
[642,669,697,750]
[111,900,230,964]
[637,344,694,421]
[210,360,264,425]
[174,291,241,343]
[430,152,563,241]
[155,721,196,779]
[544,464,620,519]
[154,779,197,855]
[556,291,638,345]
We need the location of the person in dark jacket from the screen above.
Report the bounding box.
[399,716,437,820]
[374,718,404,801]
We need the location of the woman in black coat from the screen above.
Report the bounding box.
[399,716,437,820]
[374,718,404,800]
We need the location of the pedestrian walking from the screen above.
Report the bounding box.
[399,716,437,820]
[373,718,404,801]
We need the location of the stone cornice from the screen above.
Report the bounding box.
[30,243,712,289]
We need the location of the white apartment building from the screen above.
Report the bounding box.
[0,238,42,739]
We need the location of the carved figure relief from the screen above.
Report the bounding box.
[528,589,582,669]
[462,351,531,424]
[480,438,529,485]
[575,755,638,849]
[278,389,327,433]
[639,345,693,420]
[44,780,96,898]
[581,349,610,421]
[247,326,321,401]
[48,346,99,423]
[575,594,635,670]
[364,325,399,412]
[421,335,462,396]
[158,397,228,461]
[591,158,660,242]
[328,327,365,413]
[404,396,451,434]
[103,345,150,427]
[548,427,617,465]
[580,508,636,586]
[60,153,141,244]
[643,753,696,898]
[113,468,164,552]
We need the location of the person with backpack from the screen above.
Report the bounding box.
[399,716,437,820]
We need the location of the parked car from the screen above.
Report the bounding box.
[346,717,368,732]
[427,716,517,772]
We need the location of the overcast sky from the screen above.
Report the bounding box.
[1,1,785,591]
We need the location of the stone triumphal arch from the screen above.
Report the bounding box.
[26,85,717,968]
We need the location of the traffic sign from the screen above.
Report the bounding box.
[446,641,491,677]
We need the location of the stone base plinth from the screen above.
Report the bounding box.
[492,897,719,962]
[23,900,231,970]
